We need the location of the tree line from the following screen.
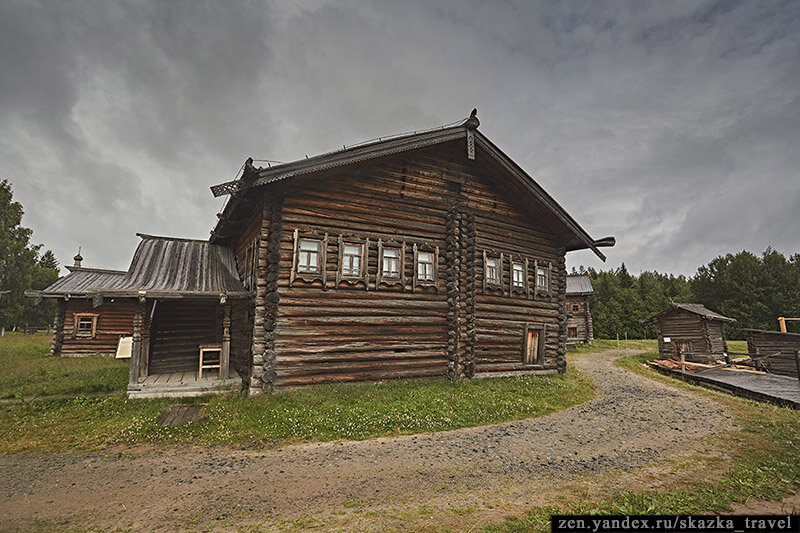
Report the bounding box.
[584,249,800,340]
[0,180,59,331]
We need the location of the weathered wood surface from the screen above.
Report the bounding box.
[234,143,568,388]
[156,404,203,426]
[128,370,242,399]
[56,299,136,356]
[653,308,728,362]
[565,295,592,344]
[746,330,800,378]
[148,301,222,374]
[653,365,800,409]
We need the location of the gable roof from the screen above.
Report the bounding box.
[644,303,736,323]
[210,115,612,260]
[86,234,249,300]
[26,266,127,299]
[566,274,594,295]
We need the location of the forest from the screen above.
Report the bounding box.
[585,248,800,340]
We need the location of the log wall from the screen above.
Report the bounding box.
[148,301,222,374]
[246,142,566,389]
[746,330,800,378]
[655,309,727,362]
[565,295,592,344]
[58,299,136,356]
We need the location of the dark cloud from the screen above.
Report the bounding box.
[1,0,798,276]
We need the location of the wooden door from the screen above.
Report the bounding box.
[524,329,539,365]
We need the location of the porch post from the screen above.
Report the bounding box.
[142,301,152,378]
[221,303,231,379]
[129,296,144,386]
[52,299,67,356]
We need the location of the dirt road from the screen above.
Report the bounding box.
[0,350,734,531]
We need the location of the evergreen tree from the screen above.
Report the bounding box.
[0,180,60,330]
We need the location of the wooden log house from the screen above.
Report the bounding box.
[210,111,613,394]
[643,303,735,363]
[565,274,594,345]
[25,252,134,356]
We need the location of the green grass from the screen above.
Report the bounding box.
[0,368,595,454]
[487,350,800,532]
[568,338,657,354]
[568,338,749,356]
[0,332,129,399]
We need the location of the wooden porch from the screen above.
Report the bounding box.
[128,369,242,399]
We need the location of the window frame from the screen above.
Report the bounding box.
[290,229,329,287]
[74,313,98,338]
[568,326,578,338]
[534,261,552,296]
[377,239,406,289]
[509,257,529,296]
[482,250,504,293]
[412,243,439,291]
[336,235,370,288]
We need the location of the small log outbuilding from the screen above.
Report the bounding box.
[25,253,133,356]
[565,274,594,344]
[743,328,800,378]
[643,303,735,363]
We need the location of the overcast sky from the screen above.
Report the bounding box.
[2,0,798,277]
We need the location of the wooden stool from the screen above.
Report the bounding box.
[198,344,222,380]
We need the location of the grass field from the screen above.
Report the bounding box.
[487,350,800,531]
[0,333,595,453]
[0,332,128,399]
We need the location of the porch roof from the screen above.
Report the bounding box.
[87,234,250,300]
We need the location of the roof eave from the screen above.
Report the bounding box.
[472,132,606,261]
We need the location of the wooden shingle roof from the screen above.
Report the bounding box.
[87,234,249,300]
[210,115,614,260]
[26,266,127,299]
[643,303,736,323]
[566,274,594,295]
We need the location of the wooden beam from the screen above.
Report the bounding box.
[129,300,144,386]
[221,304,231,379]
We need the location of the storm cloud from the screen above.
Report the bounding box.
[2,0,798,276]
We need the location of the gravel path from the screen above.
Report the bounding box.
[0,350,733,531]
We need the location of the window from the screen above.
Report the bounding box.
[536,266,549,292]
[413,244,438,290]
[417,251,434,282]
[568,326,578,338]
[298,239,321,274]
[486,258,500,285]
[482,251,503,292]
[291,229,329,287]
[572,303,579,312]
[512,262,525,289]
[381,247,400,279]
[74,314,97,338]
[341,243,363,277]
